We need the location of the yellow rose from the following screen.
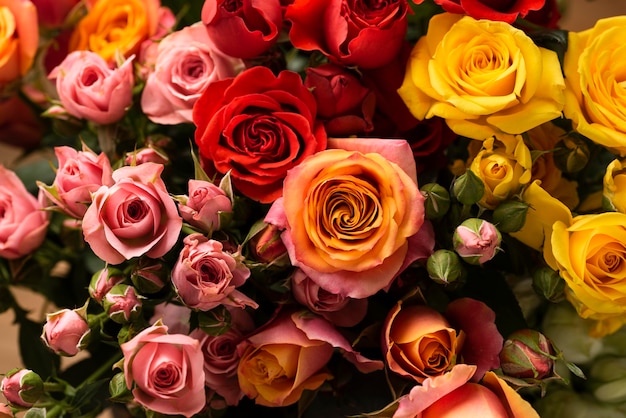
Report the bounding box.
[398,13,565,140]
[469,134,532,209]
[69,0,160,62]
[563,16,626,156]
[551,212,626,337]
[603,159,626,213]
[526,122,579,210]
[0,0,38,89]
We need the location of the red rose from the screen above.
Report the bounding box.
[193,66,327,203]
[286,0,410,69]
[202,0,282,59]
[433,0,546,23]
[523,0,561,29]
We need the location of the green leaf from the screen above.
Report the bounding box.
[197,306,232,336]
[24,407,48,418]
[189,143,211,182]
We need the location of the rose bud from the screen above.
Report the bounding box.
[603,158,626,213]
[89,267,125,304]
[248,223,288,265]
[130,258,168,294]
[426,249,465,288]
[124,147,169,166]
[176,179,232,233]
[453,218,502,265]
[0,403,13,417]
[0,369,43,408]
[492,200,529,233]
[103,284,143,324]
[553,135,590,174]
[421,183,451,221]
[500,329,556,380]
[532,267,566,303]
[451,170,485,206]
[41,305,90,357]
[588,356,626,404]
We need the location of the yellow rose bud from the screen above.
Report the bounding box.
[603,159,626,213]
[398,13,565,140]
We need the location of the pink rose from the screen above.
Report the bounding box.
[190,308,255,406]
[1,369,43,408]
[237,311,383,407]
[149,302,191,335]
[291,269,367,327]
[453,218,502,265]
[88,267,125,304]
[49,51,134,124]
[171,233,256,311]
[0,0,38,89]
[103,284,143,324]
[0,166,49,259]
[82,163,182,265]
[177,180,232,233]
[38,145,114,218]
[120,324,206,416]
[30,0,79,28]
[41,307,90,356]
[141,23,243,125]
[124,147,169,166]
[202,0,282,59]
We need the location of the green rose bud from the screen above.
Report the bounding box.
[553,134,590,174]
[451,170,485,205]
[492,200,529,233]
[500,329,556,380]
[130,258,169,294]
[426,249,465,287]
[420,183,451,220]
[532,267,566,303]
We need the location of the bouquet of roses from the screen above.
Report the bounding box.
[2,0,626,416]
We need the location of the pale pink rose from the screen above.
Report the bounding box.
[30,0,79,28]
[141,23,243,124]
[150,302,191,335]
[171,233,256,311]
[0,166,49,259]
[120,324,206,417]
[190,308,255,406]
[0,0,38,88]
[453,218,502,265]
[41,308,90,356]
[38,145,114,218]
[291,269,367,327]
[82,163,183,265]
[237,311,383,407]
[49,51,134,124]
[177,179,232,233]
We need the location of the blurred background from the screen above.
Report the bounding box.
[2,0,626,412]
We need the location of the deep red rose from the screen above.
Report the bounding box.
[304,63,375,137]
[433,0,546,23]
[202,0,282,59]
[523,0,561,29]
[193,66,327,203]
[286,0,410,69]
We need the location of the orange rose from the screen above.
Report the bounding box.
[69,0,160,62]
[0,0,38,89]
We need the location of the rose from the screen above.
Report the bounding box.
[171,233,256,311]
[49,51,135,125]
[237,311,383,407]
[469,135,532,210]
[603,159,626,213]
[190,308,254,406]
[562,17,626,156]
[176,180,232,233]
[304,63,375,136]
[0,95,43,150]
[69,0,161,62]
[30,0,79,28]
[0,166,49,260]
[0,0,38,89]
[193,66,327,203]
[88,267,125,304]
[82,163,182,265]
[291,269,368,327]
[41,307,90,356]
[432,0,545,24]
[0,369,43,408]
[524,0,561,29]
[120,324,206,416]
[141,23,243,125]
[201,0,282,59]
[103,284,143,324]
[265,137,433,299]
[38,145,114,219]
[286,0,410,69]
[149,302,191,335]
[499,329,556,380]
[452,218,502,265]
[398,13,565,140]
[382,298,502,383]
[551,212,626,337]
[393,364,540,418]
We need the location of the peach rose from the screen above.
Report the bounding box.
[265,137,434,299]
[0,0,38,89]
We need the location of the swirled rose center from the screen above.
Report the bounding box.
[153,362,181,391]
[587,240,626,282]
[244,349,288,385]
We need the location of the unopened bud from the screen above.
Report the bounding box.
[426,249,465,287]
[553,134,590,174]
[532,267,565,303]
[41,304,90,357]
[588,356,626,404]
[130,258,168,294]
[1,369,43,407]
[248,223,288,265]
[89,267,125,304]
[103,285,143,324]
[500,329,556,380]
[421,183,451,220]
[492,200,529,233]
[453,218,501,265]
[451,170,484,205]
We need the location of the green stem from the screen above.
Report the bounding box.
[45,404,65,418]
[43,382,66,393]
[78,352,123,388]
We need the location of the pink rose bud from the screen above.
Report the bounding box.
[89,267,125,304]
[500,329,556,380]
[0,369,43,408]
[41,306,90,357]
[103,285,143,324]
[248,223,288,264]
[124,147,170,166]
[130,258,168,294]
[453,218,502,265]
[177,180,232,233]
